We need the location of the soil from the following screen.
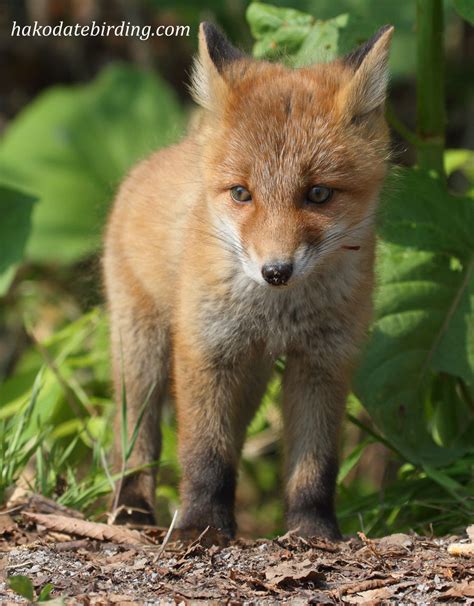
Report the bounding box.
[0,497,473,605]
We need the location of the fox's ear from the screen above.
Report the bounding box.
[342,25,394,117]
[191,22,244,110]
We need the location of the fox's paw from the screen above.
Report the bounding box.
[110,475,156,526]
[287,511,342,542]
[111,498,156,526]
[176,504,236,539]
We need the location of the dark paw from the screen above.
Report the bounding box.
[111,494,156,526]
[177,506,236,539]
[287,512,342,541]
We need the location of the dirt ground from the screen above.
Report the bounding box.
[0,497,473,605]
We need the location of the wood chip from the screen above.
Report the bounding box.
[378,533,413,550]
[444,582,474,598]
[265,558,325,588]
[343,586,394,604]
[447,542,474,557]
[0,513,17,535]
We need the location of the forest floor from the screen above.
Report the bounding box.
[0,496,473,605]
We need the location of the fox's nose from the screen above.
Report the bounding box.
[261,261,293,286]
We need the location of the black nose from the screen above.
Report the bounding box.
[261,262,293,286]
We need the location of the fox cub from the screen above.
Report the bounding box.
[103,22,393,539]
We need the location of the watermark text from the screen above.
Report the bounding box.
[11,20,190,41]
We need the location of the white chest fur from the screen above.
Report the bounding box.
[199,253,364,361]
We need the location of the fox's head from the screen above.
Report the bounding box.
[191,21,393,287]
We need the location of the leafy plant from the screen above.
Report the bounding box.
[0,65,185,264]
[247,2,383,66]
[0,307,176,518]
[8,575,58,603]
[356,167,474,466]
[0,369,48,503]
[247,1,422,76]
[338,453,474,536]
[0,310,112,511]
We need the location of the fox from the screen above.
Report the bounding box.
[103,21,393,540]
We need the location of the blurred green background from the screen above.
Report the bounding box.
[0,0,473,538]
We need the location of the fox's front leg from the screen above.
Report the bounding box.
[109,299,170,525]
[283,354,350,540]
[174,333,268,537]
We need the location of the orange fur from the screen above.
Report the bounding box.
[103,22,393,538]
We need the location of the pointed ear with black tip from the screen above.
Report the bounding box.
[190,22,245,110]
[342,25,394,119]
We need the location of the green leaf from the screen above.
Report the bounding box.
[38,582,54,601]
[0,65,184,264]
[294,14,349,66]
[355,167,474,466]
[252,25,312,60]
[247,2,313,60]
[247,2,313,38]
[0,185,37,295]
[8,575,35,601]
[453,0,474,25]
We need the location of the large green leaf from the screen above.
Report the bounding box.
[0,65,184,264]
[0,185,37,295]
[355,168,474,465]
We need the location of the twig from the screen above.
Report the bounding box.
[339,576,400,596]
[0,505,23,516]
[6,560,35,570]
[155,509,179,559]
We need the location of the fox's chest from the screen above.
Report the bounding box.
[200,264,360,359]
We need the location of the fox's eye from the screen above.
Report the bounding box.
[230,185,252,203]
[305,185,333,204]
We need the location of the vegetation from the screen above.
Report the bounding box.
[0,0,473,538]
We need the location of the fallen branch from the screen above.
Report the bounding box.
[23,511,148,545]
